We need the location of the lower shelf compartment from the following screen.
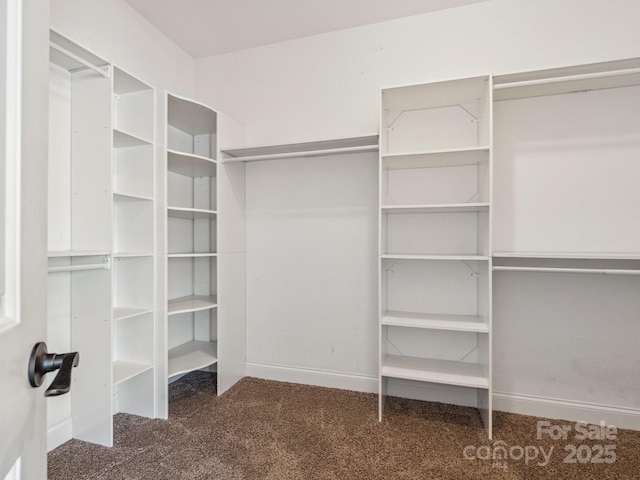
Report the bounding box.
[381,354,488,389]
[113,361,153,385]
[168,340,218,378]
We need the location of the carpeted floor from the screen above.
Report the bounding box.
[48,372,640,479]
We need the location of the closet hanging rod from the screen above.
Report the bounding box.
[493,266,640,276]
[48,263,110,274]
[494,67,640,90]
[50,42,109,78]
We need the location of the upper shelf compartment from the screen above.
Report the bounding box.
[494,58,640,101]
[113,67,154,143]
[381,75,491,155]
[167,93,217,160]
[50,31,109,77]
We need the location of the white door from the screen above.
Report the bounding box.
[0,1,50,479]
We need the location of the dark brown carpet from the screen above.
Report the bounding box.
[48,372,640,479]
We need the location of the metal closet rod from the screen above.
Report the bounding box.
[50,42,109,78]
[494,67,640,90]
[493,266,640,276]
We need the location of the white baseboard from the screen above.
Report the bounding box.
[244,366,640,432]
[245,362,378,393]
[47,418,72,452]
[494,392,640,431]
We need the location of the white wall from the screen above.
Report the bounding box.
[244,152,378,391]
[196,0,640,147]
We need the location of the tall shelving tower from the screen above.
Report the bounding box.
[378,75,493,437]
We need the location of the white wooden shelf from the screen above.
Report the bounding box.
[381,254,490,261]
[114,192,154,202]
[113,361,153,385]
[113,252,154,258]
[167,149,217,177]
[113,128,152,148]
[382,76,490,112]
[221,135,378,163]
[113,306,153,321]
[494,67,640,101]
[167,340,217,378]
[382,147,490,170]
[168,253,217,258]
[113,67,151,95]
[167,207,217,219]
[492,252,640,260]
[382,203,489,214]
[167,94,217,137]
[50,31,108,75]
[168,295,218,315]
[381,355,489,389]
[382,311,488,333]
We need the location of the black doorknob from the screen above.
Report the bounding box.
[28,342,79,397]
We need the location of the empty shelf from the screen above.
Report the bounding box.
[113,306,153,321]
[382,146,490,170]
[114,67,152,95]
[167,149,217,177]
[381,254,490,261]
[168,295,218,315]
[113,361,153,385]
[382,203,489,214]
[168,340,217,378]
[114,192,153,202]
[113,128,152,148]
[167,207,217,219]
[168,253,217,258]
[492,252,640,260]
[382,311,488,333]
[222,135,378,162]
[168,94,217,137]
[113,252,154,258]
[382,355,488,389]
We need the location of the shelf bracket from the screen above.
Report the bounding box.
[383,259,400,272]
[456,104,479,122]
[385,110,405,129]
[462,260,479,276]
[459,345,478,362]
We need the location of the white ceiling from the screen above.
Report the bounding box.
[123,0,488,58]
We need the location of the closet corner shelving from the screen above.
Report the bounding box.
[378,75,493,438]
[164,92,219,396]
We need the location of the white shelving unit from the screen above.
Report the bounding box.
[48,32,113,448]
[111,67,156,420]
[379,75,493,437]
[47,33,159,450]
[165,93,219,389]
